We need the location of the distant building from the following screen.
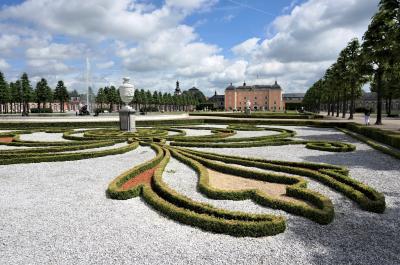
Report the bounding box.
[208,91,225,110]
[224,81,284,111]
[174,80,181,96]
[356,91,400,112]
[283,93,305,110]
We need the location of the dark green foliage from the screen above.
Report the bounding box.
[30,108,53,113]
[54,80,69,112]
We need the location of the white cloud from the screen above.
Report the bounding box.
[96,61,115,69]
[232,37,260,57]
[256,0,379,63]
[0,0,381,94]
[166,0,217,12]
[26,43,84,60]
[116,25,220,74]
[0,0,181,41]
[230,0,379,91]
[0,34,20,54]
[0,58,10,70]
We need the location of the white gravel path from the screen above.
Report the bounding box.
[227,129,279,139]
[57,142,130,154]
[0,126,399,265]
[180,129,213,137]
[19,132,70,142]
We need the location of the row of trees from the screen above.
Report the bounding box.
[303,0,400,124]
[0,72,71,113]
[96,87,204,112]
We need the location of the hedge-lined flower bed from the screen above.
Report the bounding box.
[0,121,388,237]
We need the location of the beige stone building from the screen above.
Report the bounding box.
[224,81,284,111]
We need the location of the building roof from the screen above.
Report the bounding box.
[283,93,305,98]
[225,81,282,91]
[189,86,199,91]
[208,94,224,100]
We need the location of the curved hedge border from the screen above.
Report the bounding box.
[168,147,334,225]
[107,143,286,237]
[174,147,385,213]
[0,121,388,237]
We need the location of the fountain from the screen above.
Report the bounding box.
[118,77,136,132]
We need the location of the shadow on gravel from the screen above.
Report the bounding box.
[302,149,400,171]
[288,202,400,265]
[297,133,356,143]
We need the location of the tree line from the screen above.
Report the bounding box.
[0,72,72,113]
[96,87,204,112]
[303,0,400,124]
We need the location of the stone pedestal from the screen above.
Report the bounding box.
[119,107,136,132]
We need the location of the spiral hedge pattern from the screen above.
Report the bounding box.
[0,123,385,237]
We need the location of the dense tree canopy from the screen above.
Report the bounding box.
[303,0,400,124]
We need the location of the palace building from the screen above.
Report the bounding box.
[224,81,284,111]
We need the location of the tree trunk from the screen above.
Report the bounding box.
[336,92,340,117]
[375,68,383,125]
[342,95,347,118]
[349,85,355,120]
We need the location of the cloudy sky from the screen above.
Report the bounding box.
[0,0,379,96]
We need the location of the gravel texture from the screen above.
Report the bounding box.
[0,126,399,265]
[180,129,213,137]
[19,132,70,142]
[227,129,278,139]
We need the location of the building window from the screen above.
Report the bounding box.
[254,97,257,100]
[244,97,246,99]
[265,96,268,99]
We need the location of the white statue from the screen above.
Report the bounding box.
[118,77,136,132]
[245,100,251,115]
[119,77,135,110]
[245,100,251,109]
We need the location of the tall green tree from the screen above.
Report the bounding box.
[20,73,33,113]
[362,0,399,124]
[96,87,107,110]
[35,78,51,109]
[104,86,119,112]
[54,80,69,112]
[0,71,10,113]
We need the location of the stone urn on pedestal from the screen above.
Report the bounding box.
[245,100,251,115]
[118,77,136,132]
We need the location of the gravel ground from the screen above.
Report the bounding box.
[19,132,70,142]
[0,126,399,265]
[180,129,213,137]
[227,129,278,139]
[58,142,129,153]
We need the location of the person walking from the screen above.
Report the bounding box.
[364,108,371,126]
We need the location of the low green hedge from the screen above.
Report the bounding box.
[338,128,400,160]
[174,147,385,214]
[189,112,319,119]
[0,140,118,158]
[345,123,400,149]
[170,147,334,224]
[106,143,164,200]
[107,144,287,237]
[0,141,139,165]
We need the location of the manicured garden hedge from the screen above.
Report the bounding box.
[174,147,385,214]
[107,143,287,237]
[0,141,139,165]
